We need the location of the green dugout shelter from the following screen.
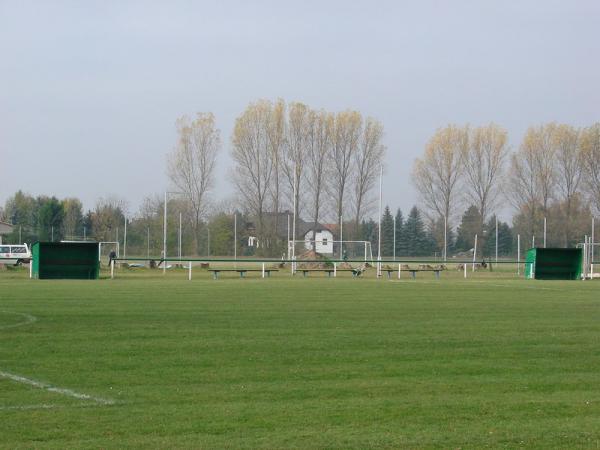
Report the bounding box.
[524,248,583,280]
[31,242,100,279]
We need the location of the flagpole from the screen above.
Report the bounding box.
[377,165,383,277]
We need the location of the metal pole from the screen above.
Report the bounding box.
[163,191,167,275]
[377,165,383,277]
[51,226,54,242]
[147,227,150,261]
[207,226,210,256]
[124,217,127,259]
[178,212,182,260]
[517,234,521,275]
[472,234,477,272]
[339,216,343,260]
[84,226,86,240]
[286,214,290,260]
[234,213,237,260]
[532,235,535,248]
[495,215,498,263]
[393,215,396,261]
[292,162,297,266]
[443,215,447,262]
[592,217,595,277]
[544,217,547,248]
[19,226,22,243]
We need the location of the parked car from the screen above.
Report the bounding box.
[0,244,32,265]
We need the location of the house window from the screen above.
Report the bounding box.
[322,238,328,246]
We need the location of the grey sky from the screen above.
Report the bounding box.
[1,0,599,219]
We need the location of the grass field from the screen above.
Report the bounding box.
[1,267,600,449]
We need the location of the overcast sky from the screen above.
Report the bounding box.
[1,0,599,219]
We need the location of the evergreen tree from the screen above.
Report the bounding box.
[361,219,378,253]
[482,215,513,257]
[404,206,428,256]
[381,206,394,257]
[454,206,482,253]
[394,209,405,257]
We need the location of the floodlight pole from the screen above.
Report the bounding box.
[495,215,498,263]
[124,217,127,259]
[287,214,290,260]
[393,215,396,261]
[543,217,547,248]
[443,215,447,262]
[377,165,383,277]
[339,215,343,260]
[592,217,595,277]
[178,212,182,260]
[292,162,297,273]
[234,212,237,261]
[163,191,167,274]
[472,234,477,272]
[517,234,521,275]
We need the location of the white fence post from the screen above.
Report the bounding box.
[188,262,192,281]
[262,263,265,278]
[464,263,467,279]
[111,259,115,279]
[333,262,337,277]
[398,263,401,279]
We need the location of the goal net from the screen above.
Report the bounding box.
[288,240,374,264]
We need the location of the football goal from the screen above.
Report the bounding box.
[98,241,120,265]
[288,239,374,264]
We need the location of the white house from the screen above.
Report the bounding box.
[303,228,334,254]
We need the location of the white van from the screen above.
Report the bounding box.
[0,244,32,265]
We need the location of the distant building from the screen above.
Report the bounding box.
[245,211,335,255]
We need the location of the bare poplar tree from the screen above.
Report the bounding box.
[353,117,385,234]
[412,125,467,244]
[529,124,557,213]
[231,101,273,248]
[462,123,509,230]
[267,99,286,226]
[282,102,311,241]
[306,109,334,250]
[580,123,600,214]
[553,124,582,245]
[508,130,542,237]
[167,113,220,254]
[329,110,362,232]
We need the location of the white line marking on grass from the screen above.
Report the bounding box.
[0,371,115,406]
[0,403,57,411]
[0,311,38,330]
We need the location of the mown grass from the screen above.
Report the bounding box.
[1,268,600,449]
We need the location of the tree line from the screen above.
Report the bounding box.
[2,105,599,258]
[412,122,600,255]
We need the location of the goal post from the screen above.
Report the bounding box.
[288,239,374,264]
[98,242,120,265]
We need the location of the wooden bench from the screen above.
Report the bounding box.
[208,269,279,279]
[382,268,442,279]
[295,268,360,277]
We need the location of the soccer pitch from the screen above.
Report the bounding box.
[1,269,600,448]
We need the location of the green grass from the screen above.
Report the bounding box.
[1,268,600,448]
